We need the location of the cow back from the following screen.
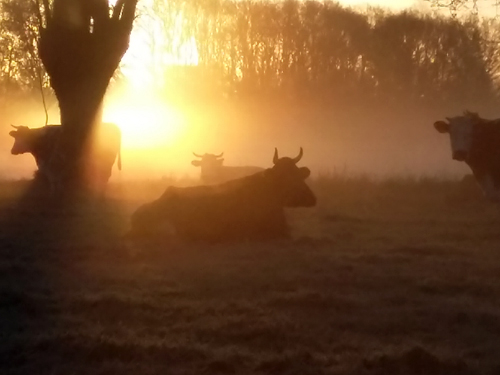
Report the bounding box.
[133,173,289,242]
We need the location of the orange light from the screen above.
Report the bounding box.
[117,1,199,90]
[103,93,185,150]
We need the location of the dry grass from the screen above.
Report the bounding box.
[1,175,499,375]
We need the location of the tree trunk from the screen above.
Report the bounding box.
[37,0,138,192]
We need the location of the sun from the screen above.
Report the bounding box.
[103,0,198,153]
[103,91,185,150]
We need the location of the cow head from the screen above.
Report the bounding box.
[434,111,481,162]
[9,125,33,155]
[266,147,316,207]
[192,152,225,181]
[191,152,224,167]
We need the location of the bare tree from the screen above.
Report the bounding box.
[424,0,490,17]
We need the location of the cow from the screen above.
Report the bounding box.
[434,110,500,202]
[9,122,122,193]
[129,148,316,243]
[191,152,264,184]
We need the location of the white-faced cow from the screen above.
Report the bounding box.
[9,122,121,192]
[191,152,264,184]
[129,148,316,243]
[434,110,500,202]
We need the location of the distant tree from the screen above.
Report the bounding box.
[0,1,48,97]
[423,0,500,17]
[479,18,500,97]
[426,0,473,17]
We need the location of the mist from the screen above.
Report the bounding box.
[2,2,497,183]
[2,94,472,183]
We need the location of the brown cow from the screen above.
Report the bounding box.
[130,148,316,243]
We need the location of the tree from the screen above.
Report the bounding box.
[36,0,138,193]
[425,0,473,17]
[0,1,48,98]
[423,0,500,17]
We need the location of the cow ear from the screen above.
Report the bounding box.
[191,160,201,167]
[299,167,311,179]
[8,131,16,137]
[434,121,449,133]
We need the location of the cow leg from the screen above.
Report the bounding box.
[476,174,500,202]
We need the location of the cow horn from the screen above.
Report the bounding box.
[193,152,203,158]
[292,147,303,164]
[445,117,451,122]
[214,152,224,158]
[273,148,279,164]
[10,124,20,130]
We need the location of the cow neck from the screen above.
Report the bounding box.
[30,127,57,163]
[468,120,500,185]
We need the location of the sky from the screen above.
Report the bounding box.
[338,0,499,16]
[338,0,416,10]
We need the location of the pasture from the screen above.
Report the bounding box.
[1,175,499,374]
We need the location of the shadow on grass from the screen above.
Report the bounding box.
[359,346,473,375]
[0,180,127,373]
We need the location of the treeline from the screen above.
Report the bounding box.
[176,0,500,109]
[2,0,500,110]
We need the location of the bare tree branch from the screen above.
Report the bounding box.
[41,0,51,24]
[34,0,43,30]
[112,0,125,20]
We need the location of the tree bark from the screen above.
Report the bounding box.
[37,0,138,191]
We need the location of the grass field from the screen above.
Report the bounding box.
[1,175,499,375]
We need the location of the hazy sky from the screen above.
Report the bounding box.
[338,0,497,16]
[338,0,416,10]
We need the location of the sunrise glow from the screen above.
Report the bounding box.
[103,92,185,150]
[103,0,198,153]
[118,1,199,90]
[338,0,415,9]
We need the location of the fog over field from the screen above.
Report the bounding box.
[3,0,499,182]
[1,95,472,182]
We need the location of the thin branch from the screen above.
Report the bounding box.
[41,0,51,25]
[34,0,43,30]
[38,66,49,126]
[30,2,50,125]
[112,0,125,20]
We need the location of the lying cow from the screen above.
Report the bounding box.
[9,122,121,192]
[191,152,264,184]
[434,110,500,202]
[129,148,316,242]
